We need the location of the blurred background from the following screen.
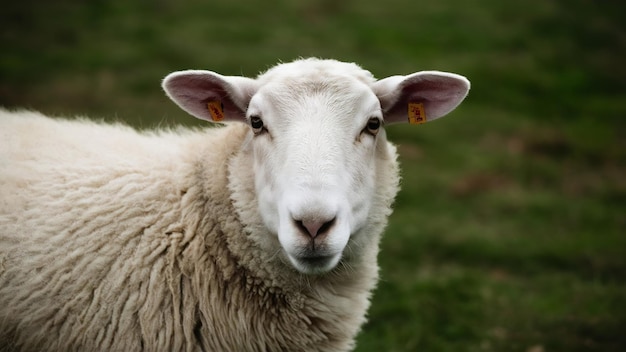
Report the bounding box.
[1,0,624,350]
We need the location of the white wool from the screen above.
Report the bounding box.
[0,58,469,351]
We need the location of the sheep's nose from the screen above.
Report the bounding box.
[294,217,336,239]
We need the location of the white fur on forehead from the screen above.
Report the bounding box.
[256,58,376,86]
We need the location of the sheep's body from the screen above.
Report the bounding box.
[0,110,384,351]
[0,58,469,351]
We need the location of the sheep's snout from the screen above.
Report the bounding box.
[293,216,336,239]
[278,198,350,275]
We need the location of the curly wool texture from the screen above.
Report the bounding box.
[0,109,400,351]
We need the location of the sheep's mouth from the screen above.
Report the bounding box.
[289,253,341,275]
[299,255,334,267]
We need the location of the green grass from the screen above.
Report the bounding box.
[1,0,625,350]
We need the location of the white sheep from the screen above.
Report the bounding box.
[0,58,469,351]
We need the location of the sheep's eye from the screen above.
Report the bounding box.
[250,116,264,134]
[365,117,381,136]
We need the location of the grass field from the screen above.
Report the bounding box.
[1,0,625,351]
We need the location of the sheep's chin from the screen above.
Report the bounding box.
[287,253,342,275]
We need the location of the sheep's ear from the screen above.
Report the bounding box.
[373,71,470,125]
[162,70,258,123]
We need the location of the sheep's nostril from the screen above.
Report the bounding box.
[294,217,336,238]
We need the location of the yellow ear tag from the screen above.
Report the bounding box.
[207,101,225,121]
[408,102,427,125]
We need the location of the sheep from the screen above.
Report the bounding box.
[0,58,469,352]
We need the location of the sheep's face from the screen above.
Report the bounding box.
[163,58,470,275]
[247,77,384,274]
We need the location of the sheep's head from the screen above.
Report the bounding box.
[163,58,470,275]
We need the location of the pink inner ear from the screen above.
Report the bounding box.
[382,72,469,124]
[164,73,229,122]
[402,75,469,119]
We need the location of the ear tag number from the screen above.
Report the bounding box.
[207,101,225,121]
[408,102,427,125]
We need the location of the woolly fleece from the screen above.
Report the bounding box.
[0,108,400,351]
